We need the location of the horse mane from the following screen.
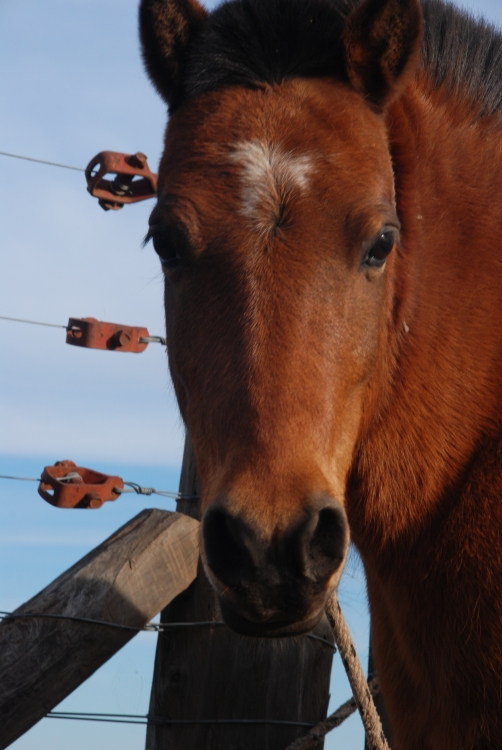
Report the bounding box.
[421,1,502,116]
[178,0,502,119]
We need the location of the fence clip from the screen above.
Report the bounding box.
[38,460,124,509]
[66,317,150,353]
[85,151,157,211]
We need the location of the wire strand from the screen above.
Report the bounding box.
[46,715,148,726]
[0,151,85,172]
[139,335,167,346]
[0,473,199,501]
[46,713,316,727]
[0,315,165,343]
[0,315,67,330]
[0,611,335,649]
[0,474,39,482]
[0,611,224,632]
[117,482,198,500]
[0,611,146,632]
[118,483,180,499]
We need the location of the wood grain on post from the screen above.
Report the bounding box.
[0,508,200,750]
[147,435,336,750]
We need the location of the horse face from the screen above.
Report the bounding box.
[148,79,398,635]
[141,0,421,636]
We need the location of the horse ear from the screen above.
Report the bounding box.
[343,0,423,110]
[139,0,208,108]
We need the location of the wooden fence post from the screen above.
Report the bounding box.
[0,508,199,749]
[146,434,336,750]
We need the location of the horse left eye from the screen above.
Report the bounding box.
[364,231,395,267]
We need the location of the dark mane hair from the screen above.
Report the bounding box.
[178,0,502,118]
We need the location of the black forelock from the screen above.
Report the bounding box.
[179,0,355,104]
[173,0,502,120]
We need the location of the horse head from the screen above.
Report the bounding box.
[139,0,422,637]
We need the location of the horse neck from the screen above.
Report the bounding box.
[348,80,502,555]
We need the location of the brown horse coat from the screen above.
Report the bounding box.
[140,0,502,747]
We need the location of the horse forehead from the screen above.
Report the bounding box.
[160,82,395,223]
[229,139,314,232]
[231,140,312,193]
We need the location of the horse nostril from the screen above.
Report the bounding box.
[202,505,257,587]
[307,504,348,579]
[309,507,348,565]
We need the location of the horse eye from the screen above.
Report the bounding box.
[364,230,395,268]
[148,225,188,271]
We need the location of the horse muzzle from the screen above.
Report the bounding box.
[201,493,349,637]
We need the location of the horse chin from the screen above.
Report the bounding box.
[219,598,324,638]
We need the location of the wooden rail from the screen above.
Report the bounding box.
[0,508,199,749]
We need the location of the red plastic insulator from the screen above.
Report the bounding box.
[38,460,124,509]
[66,318,149,353]
[85,151,157,211]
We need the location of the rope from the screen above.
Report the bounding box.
[284,678,380,750]
[326,594,390,750]
[0,150,85,172]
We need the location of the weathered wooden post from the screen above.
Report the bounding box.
[146,435,336,750]
[0,508,199,749]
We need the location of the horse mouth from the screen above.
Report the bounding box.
[219,598,325,638]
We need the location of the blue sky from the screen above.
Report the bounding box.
[1,1,501,748]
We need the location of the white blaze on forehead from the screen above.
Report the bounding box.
[230,140,313,234]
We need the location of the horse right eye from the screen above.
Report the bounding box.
[148,225,189,271]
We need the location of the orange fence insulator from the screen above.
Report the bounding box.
[38,461,123,509]
[66,317,151,353]
[85,151,157,211]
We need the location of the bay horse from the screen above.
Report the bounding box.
[139,0,502,747]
